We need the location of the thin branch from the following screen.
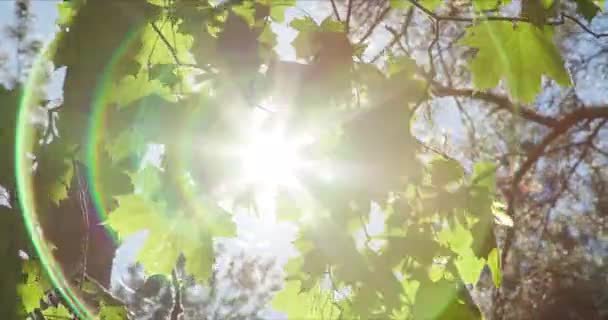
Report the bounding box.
[369,10,414,63]
[42,103,63,143]
[358,211,372,248]
[75,160,90,289]
[330,0,341,22]
[427,19,440,77]
[455,97,479,159]
[561,13,608,38]
[356,6,391,45]
[149,20,204,70]
[83,274,126,306]
[345,0,353,33]
[591,143,608,158]
[406,0,530,23]
[170,268,183,320]
[414,137,458,162]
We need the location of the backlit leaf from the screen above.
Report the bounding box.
[574,0,604,22]
[107,195,235,280]
[487,248,502,288]
[460,21,570,103]
[271,280,340,319]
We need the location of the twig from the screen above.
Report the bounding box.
[149,20,204,70]
[42,104,63,143]
[83,274,126,306]
[330,0,341,22]
[405,0,608,39]
[74,160,90,289]
[561,13,608,38]
[345,0,353,33]
[170,268,183,320]
[358,211,372,248]
[356,6,391,45]
[427,19,440,77]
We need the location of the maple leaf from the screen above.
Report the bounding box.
[460,21,570,103]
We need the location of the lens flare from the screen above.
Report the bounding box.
[16,19,144,319]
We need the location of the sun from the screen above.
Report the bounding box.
[238,130,305,191]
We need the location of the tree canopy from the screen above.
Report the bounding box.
[1,0,607,319]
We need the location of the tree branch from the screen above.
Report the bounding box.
[149,20,215,74]
[501,106,608,271]
[405,0,608,38]
[535,119,607,255]
[431,84,559,127]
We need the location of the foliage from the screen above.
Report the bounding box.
[2,0,608,319]
[460,21,571,103]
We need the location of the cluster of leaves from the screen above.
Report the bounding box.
[15,259,126,319]
[12,0,607,319]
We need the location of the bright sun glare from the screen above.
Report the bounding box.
[238,131,304,190]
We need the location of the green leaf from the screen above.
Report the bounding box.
[149,64,180,87]
[319,17,345,32]
[412,280,456,319]
[258,23,277,48]
[137,20,195,67]
[437,221,473,254]
[291,31,318,60]
[43,305,72,318]
[107,195,235,280]
[574,0,604,22]
[429,158,464,187]
[453,251,485,285]
[106,128,143,164]
[99,304,128,320]
[436,220,487,284]
[128,166,162,200]
[521,0,554,26]
[413,279,481,319]
[232,1,256,27]
[34,142,76,206]
[471,161,496,193]
[17,261,51,313]
[387,55,418,77]
[50,159,74,205]
[271,280,340,319]
[290,16,318,31]
[257,0,296,22]
[56,1,79,27]
[290,17,321,59]
[18,283,44,314]
[109,70,176,108]
[487,248,502,288]
[460,21,570,103]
